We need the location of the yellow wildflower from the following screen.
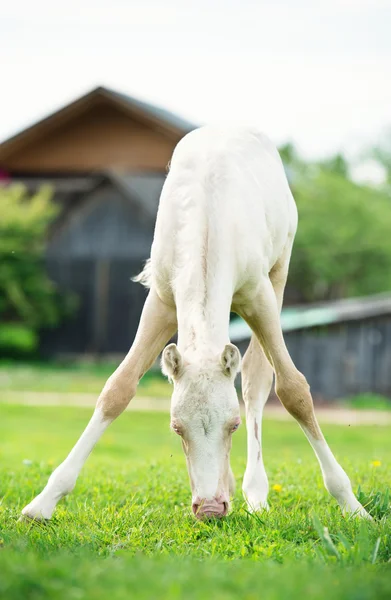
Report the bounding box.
[371,460,381,467]
[272,484,282,492]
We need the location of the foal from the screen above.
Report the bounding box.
[22,125,369,520]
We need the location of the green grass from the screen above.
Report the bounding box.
[0,360,171,397]
[2,361,391,413]
[340,393,391,411]
[0,405,390,599]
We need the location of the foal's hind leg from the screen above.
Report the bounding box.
[242,335,273,511]
[241,260,287,512]
[21,289,177,521]
[240,270,369,518]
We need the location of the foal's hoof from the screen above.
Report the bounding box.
[247,503,269,514]
[20,496,54,522]
[18,506,51,525]
[352,506,373,521]
[243,495,270,513]
[341,499,373,521]
[18,513,48,524]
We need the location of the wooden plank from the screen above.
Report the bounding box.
[92,259,110,354]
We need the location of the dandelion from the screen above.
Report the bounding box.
[371,460,381,467]
[272,484,282,492]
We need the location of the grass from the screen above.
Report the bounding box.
[340,393,391,411]
[1,361,391,411]
[0,404,390,599]
[0,360,171,397]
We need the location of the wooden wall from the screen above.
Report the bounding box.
[2,102,178,173]
[236,317,391,400]
[41,256,148,355]
[41,182,154,355]
[47,182,154,259]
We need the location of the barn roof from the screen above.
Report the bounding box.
[0,86,197,161]
[108,88,196,136]
[230,292,391,342]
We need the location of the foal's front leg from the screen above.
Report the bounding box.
[21,289,177,520]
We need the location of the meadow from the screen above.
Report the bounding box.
[0,399,390,599]
[0,360,171,397]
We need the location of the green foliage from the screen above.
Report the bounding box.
[0,324,38,355]
[319,153,349,178]
[0,405,390,599]
[279,142,299,166]
[288,165,391,301]
[0,185,74,355]
[371,129,391,191]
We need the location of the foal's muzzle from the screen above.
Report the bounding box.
[192,496,229,519]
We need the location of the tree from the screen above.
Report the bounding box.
[0,184,74,354]
[288,166,391,302]
[371,129,391,194]
[320,154,349,178]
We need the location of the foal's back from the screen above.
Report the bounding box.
[150,125,298,305]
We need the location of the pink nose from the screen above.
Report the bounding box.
[192,497,229,519]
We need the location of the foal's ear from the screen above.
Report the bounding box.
[220,344,241,378]
[161,344,184,381]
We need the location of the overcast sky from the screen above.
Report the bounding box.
[1,0,391,160]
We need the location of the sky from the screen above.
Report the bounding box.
[1,0,391,163]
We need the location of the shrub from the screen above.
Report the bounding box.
[0,184,74,356]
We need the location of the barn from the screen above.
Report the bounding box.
[3,89,389,400]
[0,86,196,356]
[230,292,391,400]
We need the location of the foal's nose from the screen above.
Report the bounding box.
[192,496,229,519]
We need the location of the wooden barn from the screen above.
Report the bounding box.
[230,293,391,400]
[0,86,196,356]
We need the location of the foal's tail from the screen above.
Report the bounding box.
[132,258,152,289]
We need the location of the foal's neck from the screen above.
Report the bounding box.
[176,295,232,356]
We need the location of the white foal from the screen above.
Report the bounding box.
[22,125,369,521]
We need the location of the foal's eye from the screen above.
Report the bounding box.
[231,422,240,433]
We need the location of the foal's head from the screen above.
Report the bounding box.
[162,342,241,519]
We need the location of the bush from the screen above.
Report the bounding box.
[0,184,73,356]
[0,324,37,356]
[286,158,391,302]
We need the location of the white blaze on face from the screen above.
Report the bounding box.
[162,343,241,517]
